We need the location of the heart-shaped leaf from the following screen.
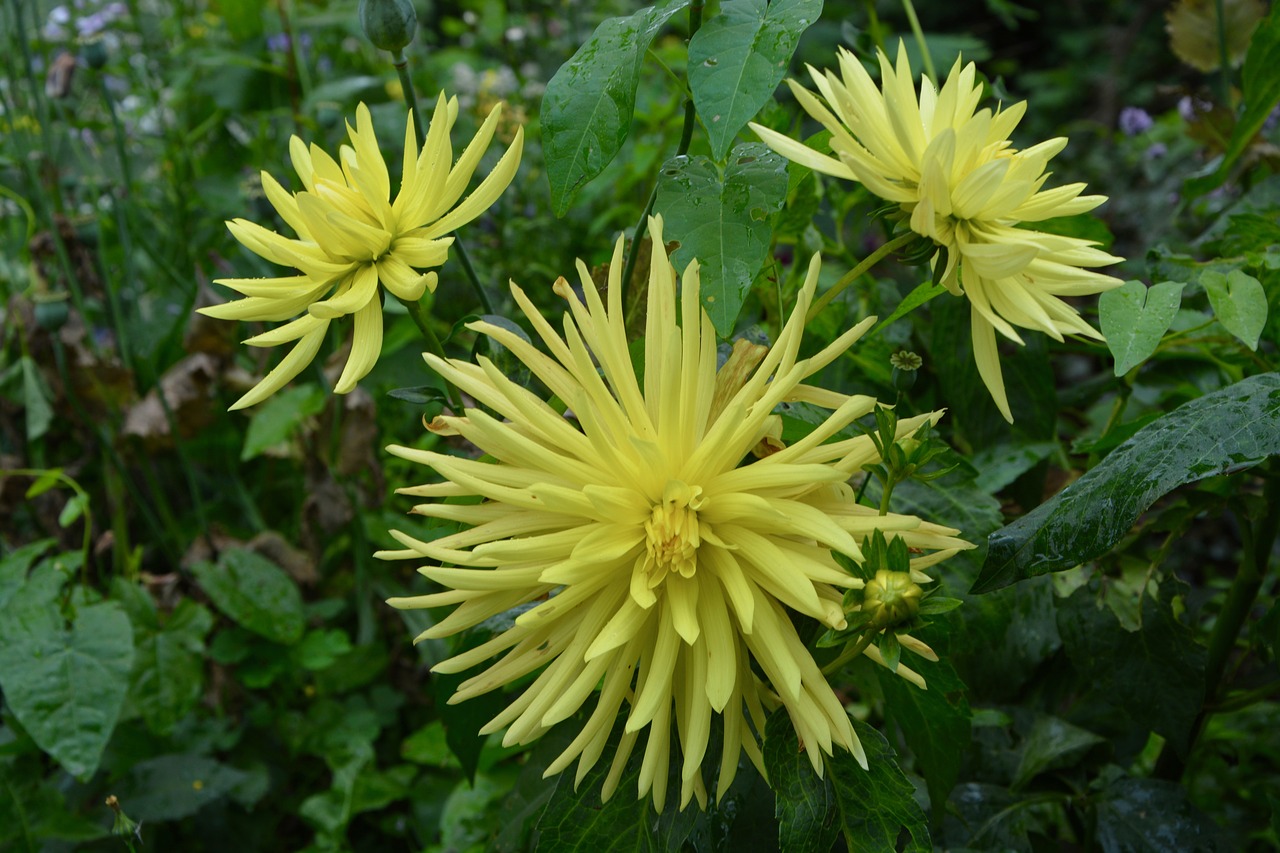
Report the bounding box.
[1202,268,1268,350]
[1099,280,1184,375]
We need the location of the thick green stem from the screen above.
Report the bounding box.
[805,232,915,323]
[1156,473,1280,779]
[397,295,464,413]
[1213,0,1231,104]
[822,631,877,676]
[900,0,936,86]
[621,0,704,328]
[394,51,495,315]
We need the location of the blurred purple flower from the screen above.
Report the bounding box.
[1118,106,1153,136]
[1145,142,1167,159]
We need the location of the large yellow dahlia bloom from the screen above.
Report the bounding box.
[201,96,523,410]
[381,218,970,811]
[751,47,1123,422]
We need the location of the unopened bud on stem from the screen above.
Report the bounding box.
[359,0,417,53]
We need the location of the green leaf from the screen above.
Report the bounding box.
[1099,280,1185,375]
[541,0,690,215]
[0,540,55,613]
[688,0,823,160]
[831,718,931,851]
[869,281,948,338]
[1202,269,1268,350]
[129,598,214,736]
[1057,581,1206,756]
[1095,777,1225,852]
[1010,714,1106,789]
[20,357,53,442]
[0,576,134,779]
[116,754,250,822]
[765,709,838,852]
[1214,4,1280,184]
[240,383,327,461]
[878,658,971,816]
[974,373,1280,592]
[534,721,700,851]
[971,441,1056,494]
[292,628,353,671]
[656,144,791,336]
[191,549,304,644]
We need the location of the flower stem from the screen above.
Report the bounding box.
[397,295,464,413]
[1213,0,1231,104]
[1156,471,1280,780]
[393,50,494,316]
[805,232,915,324]
[822,631,877,676]
[901,0,936,87]
[621,0,704,326]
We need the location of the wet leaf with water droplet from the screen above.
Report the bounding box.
[974,373,1280,593]
[689,0,824,161]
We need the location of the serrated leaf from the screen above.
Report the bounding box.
[1202,268,1267,350]
[878,658,971,816]
[191,549,304,644]
[975,373,1280,592]
[688,0,823,160]
[764,712,931,852]
[0,577,134,779]
[542,0,690,215]
[1057,582,1206,757]
[533,719,700,851]
[656,144,791,336]
[1099,280,1185,375]
[1095,777,1225,852]
[240,383,327,461]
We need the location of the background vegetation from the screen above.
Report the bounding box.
[2,0,1279,849]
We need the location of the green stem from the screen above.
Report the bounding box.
[822,631,877,676]
[394,50,495,316]
[901,0,936,87]
[1156,472,1280,779]
[805,232,915,323]
[397,295,464,412]
[1213,0,1231,104]
[877,476,896,516]
[97,72,136,379]
[621,0,704,328]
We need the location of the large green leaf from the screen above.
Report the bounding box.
[688,0,823,160]
[533,721,700,851]
[877,658,971,816]
[1009,714,1106,790]
[116,754,251,822]
[764,712,930,852]
[191,549,305,644]
[0,570,134,780]
[656,143,789,336]
[974,373,1280,592]
[542,0,690,215]
[1099,280,1185,375]
[130,599,214,736]
[1204,3,1280,190]
[1095,777,1224,852]
[1057,581,1206,757]
[0,539,54,613]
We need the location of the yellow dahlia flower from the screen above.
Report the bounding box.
[751,46,1123,422]
[200,96,523,410]
[381,217,971,811]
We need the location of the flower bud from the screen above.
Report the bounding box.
[81,36,109,70]
[862,570,922,628]
[359,0,416,53]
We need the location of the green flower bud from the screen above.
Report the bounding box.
[81,36,108,70]
[359,0,417,53]
[862,570,922,628]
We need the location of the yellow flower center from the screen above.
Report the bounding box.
[644,480,704,583]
